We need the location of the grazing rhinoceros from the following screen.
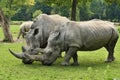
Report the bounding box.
[9,14,69,64]
[24,20,119,66]
[17,21,33,39]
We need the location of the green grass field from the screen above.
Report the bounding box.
[0,25,120,80]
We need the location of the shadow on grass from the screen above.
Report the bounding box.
[14,57,118,70]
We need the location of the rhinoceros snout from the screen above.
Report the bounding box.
[22,58,33,64]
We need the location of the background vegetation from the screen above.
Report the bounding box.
[11,0,120,22]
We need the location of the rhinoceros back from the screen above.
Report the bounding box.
[63,20,119,51]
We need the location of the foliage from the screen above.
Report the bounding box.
[90,0,107,19]
[51,5,70,18]
[106,1,120,21]
[31,1,52,14]
[79,2,93,21]
[10,0,120,21]
[0,0,35,18]
[12,1,52,21]
[32,10,42,19]
[105,0,120,5]
[0,25,120,80]
[11,6,33,21]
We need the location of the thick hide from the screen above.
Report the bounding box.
[26,20,119,66]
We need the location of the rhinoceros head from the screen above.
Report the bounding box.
[25,31,62,65]
[26,28,40,49]
[9,46,39,64]
[44,32,62,65]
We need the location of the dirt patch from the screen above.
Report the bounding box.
[0,38,26,43]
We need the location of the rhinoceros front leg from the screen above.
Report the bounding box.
[17,30,22,39]
[61,47,78,66]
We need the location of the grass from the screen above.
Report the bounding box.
[0,25,20,39]
[0,25,120,80]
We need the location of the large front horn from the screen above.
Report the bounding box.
[9,49,24,59]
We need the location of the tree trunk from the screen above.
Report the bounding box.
[0,9,14,42]
[71,0,77,21]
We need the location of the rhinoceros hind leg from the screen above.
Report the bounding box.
[105,38,118,63]
[71,53,79,66]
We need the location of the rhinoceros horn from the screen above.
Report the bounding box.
[21,46,30,52]
[9,49,25,59]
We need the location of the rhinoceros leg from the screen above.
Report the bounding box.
[105,38,118,62]
[17,30,22,39]
[71,53,79,66]
[61,47,78,66]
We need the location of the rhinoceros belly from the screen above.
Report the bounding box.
[80,32,112,51]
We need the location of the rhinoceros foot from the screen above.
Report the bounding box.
[105,56,115,63]
[61,62,69,66]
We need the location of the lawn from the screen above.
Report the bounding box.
[0,25,120,80]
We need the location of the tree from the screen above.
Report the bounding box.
[0,9,13,42]
[40,0,93,21]
[0,0,35,42]
[71,0,77,20]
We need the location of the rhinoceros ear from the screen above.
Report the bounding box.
[22,46,25,52]
[53,31,60,39]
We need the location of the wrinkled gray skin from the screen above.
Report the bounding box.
[9,14,69,64]
[26,14,69,49]
[17,21,33,39]
[25,20,119,66]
